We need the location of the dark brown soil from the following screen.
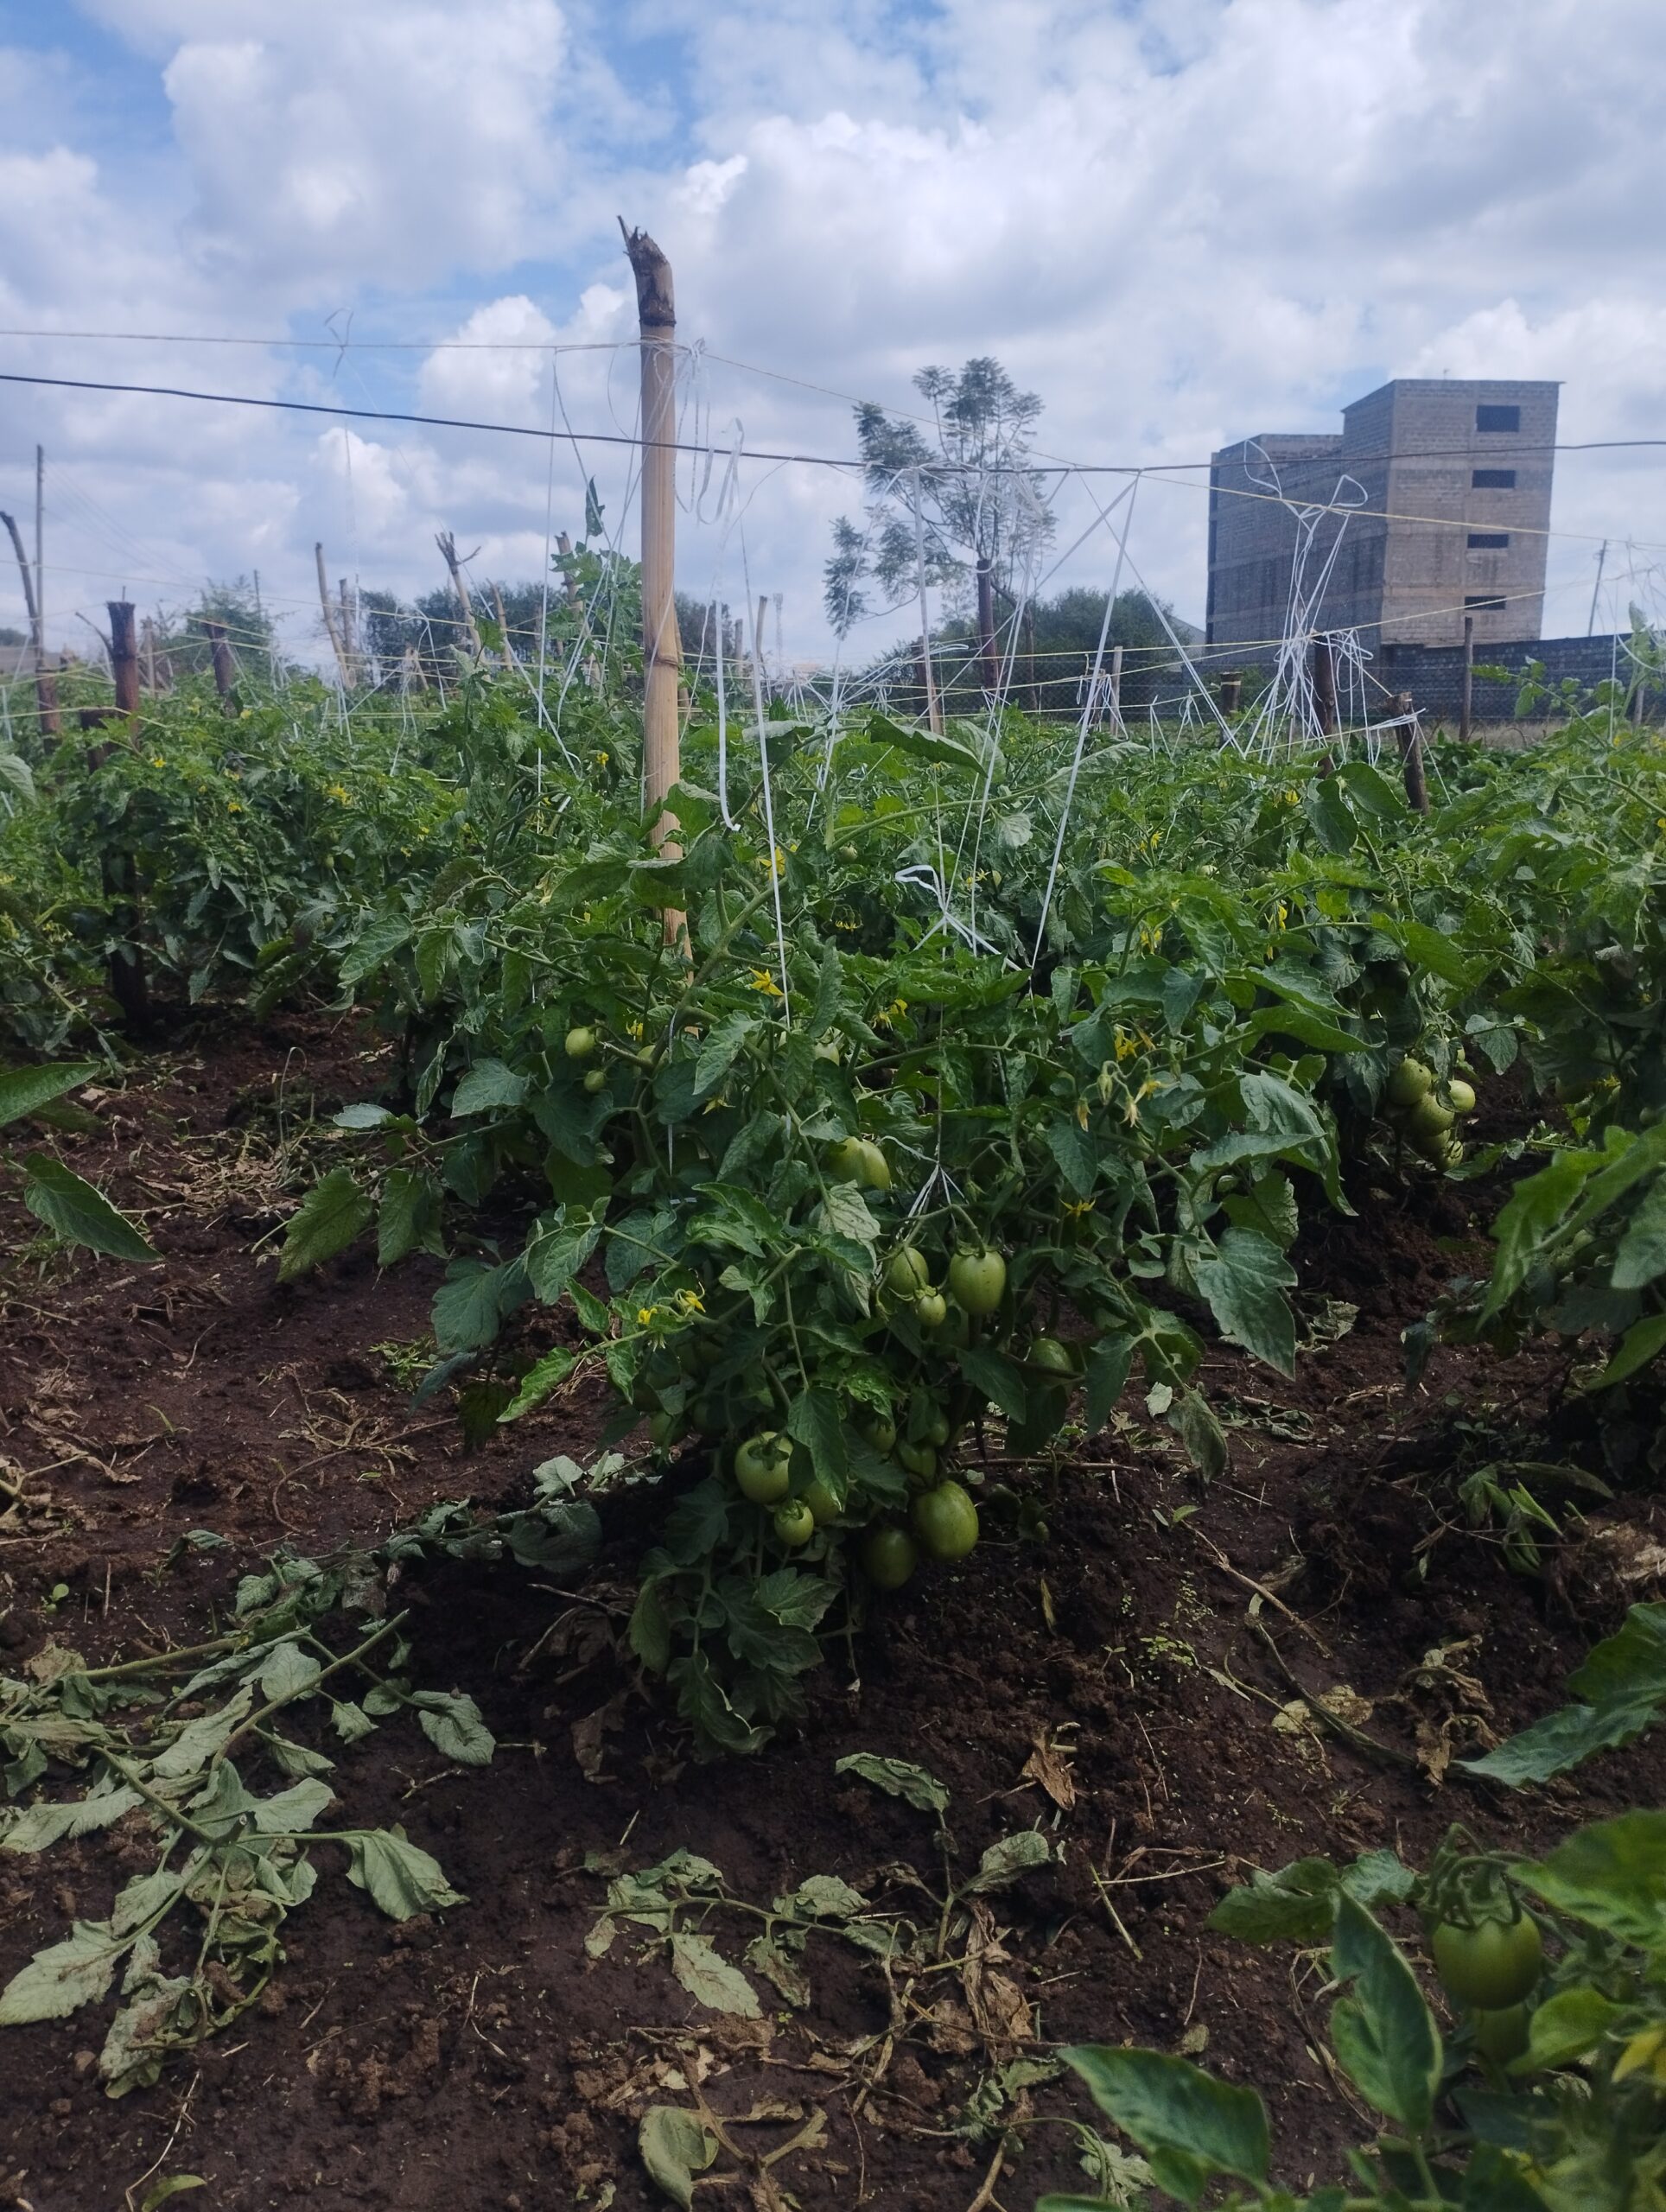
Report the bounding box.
[3,1013,1662,2212]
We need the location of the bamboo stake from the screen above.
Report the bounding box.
[492,582,514,667]
[620,219,685,946]
[315,543,352,688]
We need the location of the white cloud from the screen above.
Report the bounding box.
[4,0,1666,664]
[147,0,569,291]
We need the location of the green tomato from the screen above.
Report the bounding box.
[813,1038,843,1065]
[857,1140,892,1192]
[734,1431,792,1504]
[564,1025,598,1061]
[583,1066,608,1094]
[1430,1913,1543,2012]
[646,1409,683,1448]
[885,1247,932,1298]
[948,1249,1007,1316]
[1387,1058,1434,1109]
[773,1499,816,1548]
[912,1478,979,1560]
[803,1477,841,1527]
[914,1291,948,1331]
[828,1137,868,1185]
[1028,1336,1076,1376]
[1409,1093,1456,1141]
[896,1440,937,1481]
[1472,2004,1531,2069]
[864,1416,897,1456]
[1447,1078,1477,1116]
[922,1409,951,1449]
[862,1526,917,1590]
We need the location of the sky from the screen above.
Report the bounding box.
[2,0,1664,677]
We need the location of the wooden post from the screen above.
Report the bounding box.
[620,219,684,942]
[104,600,150,1032]
[492,582,514,667]
[1218,672,1243,715]
[1313,633,1338,735]
[109,600,140,719]
[911,467,942,734]
[1,507,60,734]
[315,543,352,687]
[975,555,997,694]
[204,619,236,702]
[436,531,483,660]
[1391,691,1428,817]
[1108,643,1124,723]
[1459,613,1475,741]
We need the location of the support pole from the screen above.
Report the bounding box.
[1,507,60,734]
[1312,633,1338,736]
[1108,643,1124,723]
[1391,691,1428,817]
[204,619,236,702]
[436,531,483,660]
[109,599,140,719]
[975,555,996,695]
[911,467,942,734]
[104,600,150,1032]
[620,219,684,944]
[1459,613,1475,741]
[315,543,352,687]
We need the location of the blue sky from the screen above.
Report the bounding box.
[2,0,1663,669]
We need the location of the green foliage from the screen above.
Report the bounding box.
[1059,1794,1666,2210]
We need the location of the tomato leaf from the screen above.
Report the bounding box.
[22,1154,158,1262]
[278,1166,372,1281]
[1056,2045,1269,2205]
[835,1752,950,1816]
[0,1061,99,1129]
[1192,1228,1297,1375]
[639,2106,717,2209]
[1327,1894,1441,2133]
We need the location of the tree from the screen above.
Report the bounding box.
[824,358,1055,690]
[148,579,277,683]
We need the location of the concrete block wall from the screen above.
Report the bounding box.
[1379,633,1660,724]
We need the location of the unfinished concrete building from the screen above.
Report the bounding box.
[1205,378,1558,653]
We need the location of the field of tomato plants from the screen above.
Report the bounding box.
[1,652,1664,2212]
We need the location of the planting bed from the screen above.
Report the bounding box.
[3,1011,1659,2212]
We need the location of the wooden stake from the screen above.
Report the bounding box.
[436,530,483,660]
[315,543,352,687]
[110,599,140,719]
[975,554,996,694]
[1312,633,1337,735]
[1459,613,1475,741]
[1391,691,1428,817]
[620,218,685,944]
[910,468,942,734]
[492,582,514,667]
[1,506,60,734]
[1109,643,1124,721]
[104,601,150,1032]
[203,619,236,702]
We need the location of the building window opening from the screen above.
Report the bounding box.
[1467,531,1510,550]
[1472,468,1517,489]
[1476,404,1522,432]
[1465,594,1507,612]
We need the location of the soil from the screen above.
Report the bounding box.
[2,1011,1662,2212]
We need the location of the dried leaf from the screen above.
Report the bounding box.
[1019,1730,1077,1811]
